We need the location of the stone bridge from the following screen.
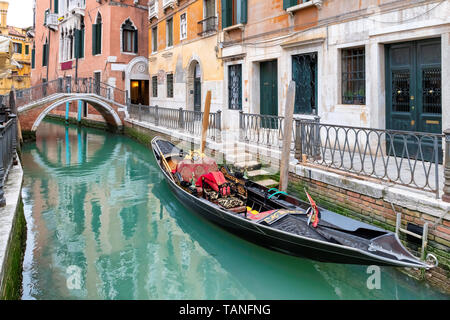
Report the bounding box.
[2,78,129,139]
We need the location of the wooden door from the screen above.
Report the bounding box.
[260,60,278,128]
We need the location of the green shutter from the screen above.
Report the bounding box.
[80,28,84,58]
[42,43,48,66]
[283,0,297,10]
[92,24,97,55]
[222,0,231,29]
[134,30,138,53]
[96,23,102,54]
[54,0,59,14]
[18,43,22,54]
[25,45,29,55]
[238,0,247,24]
[31,48,35,68]
[75,29,81,58]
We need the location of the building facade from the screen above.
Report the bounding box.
[147,0,223,114]
[218,0,448,138]
[32,0,150,110]
[0,1,33,95]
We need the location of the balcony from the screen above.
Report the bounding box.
[67,0,86,16]
[286,0,323,14]
[44,13,59,31]
[148,0,158,20]
[162,0,175,10]
[197,16,217,36]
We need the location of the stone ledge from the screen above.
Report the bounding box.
[0,155,24,294]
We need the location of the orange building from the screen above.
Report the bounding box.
[148,0,223,114]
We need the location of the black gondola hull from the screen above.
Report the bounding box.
[151,137,431,269]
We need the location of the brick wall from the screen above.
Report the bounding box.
[287,172,450,295]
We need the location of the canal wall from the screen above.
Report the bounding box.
[287,169,450,295]
[0,158,26,300]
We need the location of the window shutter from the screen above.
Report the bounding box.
[18,43,22,54]
[42,43,48,66]
[75,29,80,58]
[96,23,102,54]
[80,28,85,58]
[92,24,97,55]
[54,0,59,14]
[221,0,231,29]
[238,0,247,25]
[31,48,35,69]
[283,0,297,10]
[134,30,138,53]
[25,45,29,55]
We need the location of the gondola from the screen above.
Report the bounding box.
[151,136,436,269]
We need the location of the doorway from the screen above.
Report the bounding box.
[292,52,317,115]
[260,60,278,128]
[385,38,442,162]
[130,80,149,105]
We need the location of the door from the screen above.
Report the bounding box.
[194,63,201,116]
[260,60,278,128]
[94,72,101,95]
[292,52,317,114]
[385,38,442,162]
[130,80,149,105]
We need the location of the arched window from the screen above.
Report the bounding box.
[122,19,138,53]
[92,12,102,55]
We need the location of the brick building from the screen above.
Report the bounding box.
[31,0,149,120]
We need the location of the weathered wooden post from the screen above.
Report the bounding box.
[443,129,450,202]
[279,81,296,192]
[200,91,212,154]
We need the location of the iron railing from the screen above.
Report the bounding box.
[128,104,221,142]
[239,112,443,197]
[198,16,218,36]
[0,77,128,111]
[0,114,18,207]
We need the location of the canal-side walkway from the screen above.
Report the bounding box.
[0,156,25,299]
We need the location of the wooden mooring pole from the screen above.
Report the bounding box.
[279,81,296,192]
[200,90,212,155]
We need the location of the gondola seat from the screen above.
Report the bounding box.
[176,157,218,183]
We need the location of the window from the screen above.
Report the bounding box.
[283,0,311,9]
[228,64,242,110]
[13,43,22,54]
[152,26,158,53]
[54,0,59,14]
[222,0,247,29]
[166,18,173,47]
[152,76,158,97]
[75,21,85,59]
[31,44,35,69]
[180,13,187,40]
[167,74,173,98]
[92,13,102,55]
[25,45,29,55]
[342,47,365,105]
[42,39,48,66]
[122,19,138,53]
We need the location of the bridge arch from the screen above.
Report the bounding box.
[31,95,123,132]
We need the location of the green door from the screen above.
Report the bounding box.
[260,60,278,128]
[385,38,442,162]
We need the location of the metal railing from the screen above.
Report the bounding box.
[1,77,128,110]
[128,104,222,142]
[198,16,218,36]
[0,114,18,207]
[239,112,444,198]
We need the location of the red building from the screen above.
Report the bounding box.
[31,0,149,120]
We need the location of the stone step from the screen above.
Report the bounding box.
[233,160,261,171]
[256,179,279,188]
[247,169,271,177]
[225,152,253,163]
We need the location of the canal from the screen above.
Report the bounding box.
[20,119,448,299]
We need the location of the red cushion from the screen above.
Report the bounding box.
[176,157,218,182]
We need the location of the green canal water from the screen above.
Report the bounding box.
[20,120,449,300]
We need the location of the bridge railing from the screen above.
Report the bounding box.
[0,77,128,111]
[128,104,221,142]
[0,114,18,207]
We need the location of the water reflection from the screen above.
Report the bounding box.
[21,120,449,300]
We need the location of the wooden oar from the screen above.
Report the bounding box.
[200,90,212,155]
